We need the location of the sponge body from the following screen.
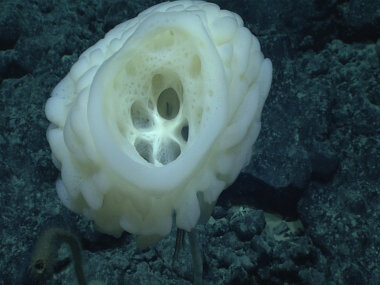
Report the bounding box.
[45,0,272,237]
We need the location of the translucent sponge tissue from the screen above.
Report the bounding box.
[45,0,272,238]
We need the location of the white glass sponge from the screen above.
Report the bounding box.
[45,0,272,238]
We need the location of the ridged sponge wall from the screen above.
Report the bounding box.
[45,0,272,238]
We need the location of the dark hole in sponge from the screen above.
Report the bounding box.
[131,101,152,129]
[157,139,181,165]
[181,125,189,142]
[134,139,153,163]
[157,87,180,120]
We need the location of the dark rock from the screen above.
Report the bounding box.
[230,209,266,241]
